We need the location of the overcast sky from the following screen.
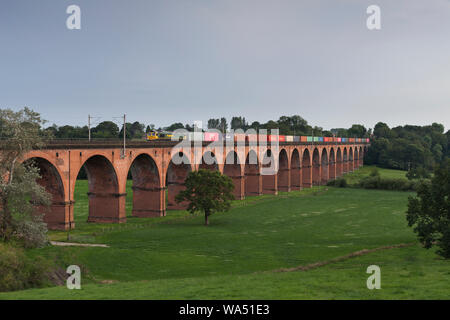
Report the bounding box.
[1,0,449,131]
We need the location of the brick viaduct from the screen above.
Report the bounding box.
[23,140,368,230]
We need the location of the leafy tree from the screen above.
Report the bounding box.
[406,159,450,258]
[230,117,248,130]
[0,108,51,247]
[92,121,119,138]
[219,117,228,133]
[207,118,220,130]
[175,169,234,225]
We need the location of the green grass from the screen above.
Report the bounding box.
[342,165,407,185]
[1,171,449,299]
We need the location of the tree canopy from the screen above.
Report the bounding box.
[175,169,234,225]
[406,159,450,258]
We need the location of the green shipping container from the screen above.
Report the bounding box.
[307,136,313,142]
[313,137,320,142]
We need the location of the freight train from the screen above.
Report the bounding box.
[146,131,369,143]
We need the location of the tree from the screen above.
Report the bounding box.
[92,121,119,138]
[0,108,51,247]
[175,169,234,225]
[406,159,450,258]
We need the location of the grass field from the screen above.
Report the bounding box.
[1,166,449,299]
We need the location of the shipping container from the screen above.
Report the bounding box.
[279,135,286,142]
[307,136,313,142]
[293,136,300,142]
[366,138,370,143]
[286,135,293,142]
[349,138,355,143]
[337,137,342,142]
[268,135,279,142]
[341,138,347,142]
[318,137,324,142]
[313,137,319,142]
[324,137,330,142]
[301,136,308,142]
[204,132,219,142]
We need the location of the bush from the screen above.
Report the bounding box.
[327,177,347,188]
[359,176,419,191]
[11,213,48,248]
[369,167,380,177]
[0,243,51,292]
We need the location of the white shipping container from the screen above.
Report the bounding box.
[286,135,294,142]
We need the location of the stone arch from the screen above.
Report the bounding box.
[353,148,359,171]
[262,149,277,194]
[25,157,68,230]
[343,147,348,173]
[128,153,163,217]
[244,150,261,196]
[199,151,218,171]
[277,149,290,192]
[312,148,321,186]
[320,148,329,185]
[336,147,343,177]
[329,148,336,181]
[349,147,354,172]
[223,151,244,200]
[78,155,124,224]
[166,152,192,210]
[290,149,301,190]
[302,149,312,188]
[359,146,364,167]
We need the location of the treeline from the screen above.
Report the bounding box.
[44,115,372,139]
[365,122,450,173]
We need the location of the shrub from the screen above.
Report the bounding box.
[327,177,347,188]
[369,167,380,177]
[0,243,51,292]
[359,176,419,191]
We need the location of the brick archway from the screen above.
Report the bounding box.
[277,149,290,192]
[290,148,301,190]
[302,149,312,188]
[166,152,192,210]
[244,150,261,196]
[128,153,163,217]
[343,148,348,173]
[199,151,219,171]
[26,157,68,230]
[336,147,342,177]
[349,147,354,172]
[329,148,336,181]
[80,155,124,224]
[312,148,321,186]
[262,149,277,195]
[320,148,329,185]
[224,151,244,200]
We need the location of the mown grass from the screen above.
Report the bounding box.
[342,165,407,185]
[1,166,449,299]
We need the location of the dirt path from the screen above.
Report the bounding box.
[271,242,415,273]
[50,241,109,248]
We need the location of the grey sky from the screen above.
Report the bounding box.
[1,0,449,131]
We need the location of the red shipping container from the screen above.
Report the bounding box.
[337,137,342,142]
[268,135,278,142]
[324,137,330,142]
[204,132,219,142]
[279,135,285,142]
[300,136,308,142]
